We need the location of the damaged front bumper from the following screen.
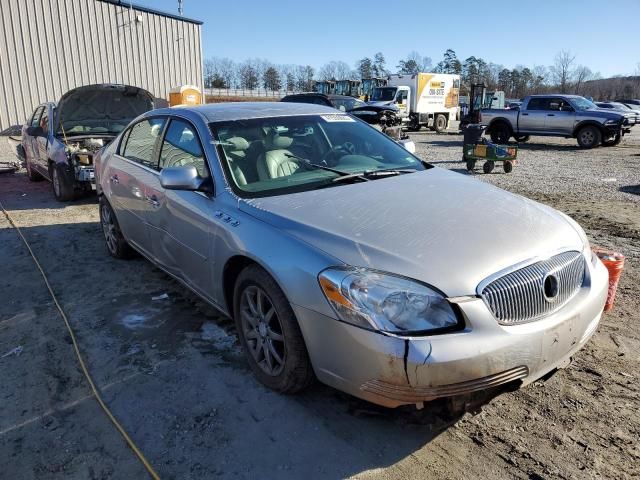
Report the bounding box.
[295,255,608,408]
[75,165,96,189]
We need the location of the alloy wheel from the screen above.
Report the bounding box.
[101,203,118,255]
[580,130,594,145]
[240,285,286,376]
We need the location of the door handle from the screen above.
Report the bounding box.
[110,174,119,184]
[145,194,160,207]
[521,113,529,116]
[547,114,555,116]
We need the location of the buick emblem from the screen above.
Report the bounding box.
[542,273,559,302]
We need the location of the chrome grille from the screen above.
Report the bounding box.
[480,251,586,325]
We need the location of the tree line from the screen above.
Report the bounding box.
[204,50,640,100]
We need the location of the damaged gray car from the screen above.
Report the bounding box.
[22,84,154,201]
[96,102,609,408]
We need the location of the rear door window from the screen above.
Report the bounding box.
[159,119,209,178]
[527,98,550,110]
[121,118,166,169]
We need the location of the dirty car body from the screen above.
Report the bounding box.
[95,102,608,408]
[22,84,154,201]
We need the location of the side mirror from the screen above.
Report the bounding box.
[160,166,208,192]
[26,126,44,137]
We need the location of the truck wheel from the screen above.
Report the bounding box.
[576,125,602,149]
[50,163,76,201]
[515,135,530,143]
[434,114,447,133]
[483,161,495,174]
[490,123,511,143]
[602,133,621,147]
[503,160,513,173]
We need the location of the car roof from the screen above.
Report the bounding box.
[149,102,339,122]
[527,94,583,98]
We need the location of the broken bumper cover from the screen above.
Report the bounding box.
[75,166,96,188]
[294,255,608,408]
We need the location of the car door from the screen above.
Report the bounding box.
[105,117,166,256]
[544,99,576,135]
[24,106,44,171]
[35,104,52,173]
[145,117,216,299]
[518,97,549,132]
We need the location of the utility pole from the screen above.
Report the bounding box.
[178,0,184,16]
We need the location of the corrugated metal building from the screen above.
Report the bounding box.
[0,0,203,131]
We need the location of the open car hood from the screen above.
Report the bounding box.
[54,84,154,137]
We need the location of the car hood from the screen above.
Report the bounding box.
[238,169,584,297]
[349,104,399,114]
[54,84,154,135]
[367,100,396,108]
[583,108,633,120]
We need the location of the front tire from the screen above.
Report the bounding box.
[51,163,75,201]
[434,114,447,133]
[234,265,314,393]
[515,135,530,143]
[576,125,602,149]
[99,196,134,259]
[490,122,511,143]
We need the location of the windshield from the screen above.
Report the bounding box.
[210,114,428,198]
[331,97,366,111]
[371,87,397,102]
[570,96,598,111]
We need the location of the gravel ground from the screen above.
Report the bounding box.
[0,129,638,480]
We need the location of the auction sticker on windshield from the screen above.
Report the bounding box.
[321,114,355,122]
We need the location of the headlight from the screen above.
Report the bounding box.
[318,268,459,334]
[604,119,619,125]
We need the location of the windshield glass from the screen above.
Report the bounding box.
[371,87,397,102]
[210,114,428,198]
[570,96,598,111]
[331,97,366,111]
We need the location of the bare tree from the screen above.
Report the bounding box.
[550,50,576,93]
[573,65,593,95]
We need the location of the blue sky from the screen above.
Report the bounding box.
[135,0,640,77]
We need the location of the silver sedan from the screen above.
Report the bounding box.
[95,102,608,408]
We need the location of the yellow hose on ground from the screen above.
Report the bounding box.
[0,199,160,480]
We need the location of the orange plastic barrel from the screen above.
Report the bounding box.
[592,247,625,312]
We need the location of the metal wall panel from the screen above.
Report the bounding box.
[0,0,203,131]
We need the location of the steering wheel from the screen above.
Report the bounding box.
[321,144,352,166]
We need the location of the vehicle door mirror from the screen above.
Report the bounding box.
[160,166,207,192]
[26,126,44,137]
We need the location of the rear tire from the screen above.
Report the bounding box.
[50,163,76,201]
[576,125,602,149]
[234,265,315,393]
[99,196,134,259]
[490,122,511,143]
[466,159,476,171]
[25,153,43,181]
[434,114,447,133]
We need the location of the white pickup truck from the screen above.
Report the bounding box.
[480,94,636,148]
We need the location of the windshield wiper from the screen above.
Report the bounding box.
[330,168,418,183]
[283,153,369,182]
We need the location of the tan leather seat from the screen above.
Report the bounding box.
[225,137,250,186]
[257,135,299,180]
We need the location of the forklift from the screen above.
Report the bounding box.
[334,80,361,97]
[459,83,505,129]
[314,81,336,95]
[360,77,388,101]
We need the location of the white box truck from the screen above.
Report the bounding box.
[369,73,461,132]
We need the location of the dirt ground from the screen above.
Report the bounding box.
[0,128,638,480]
